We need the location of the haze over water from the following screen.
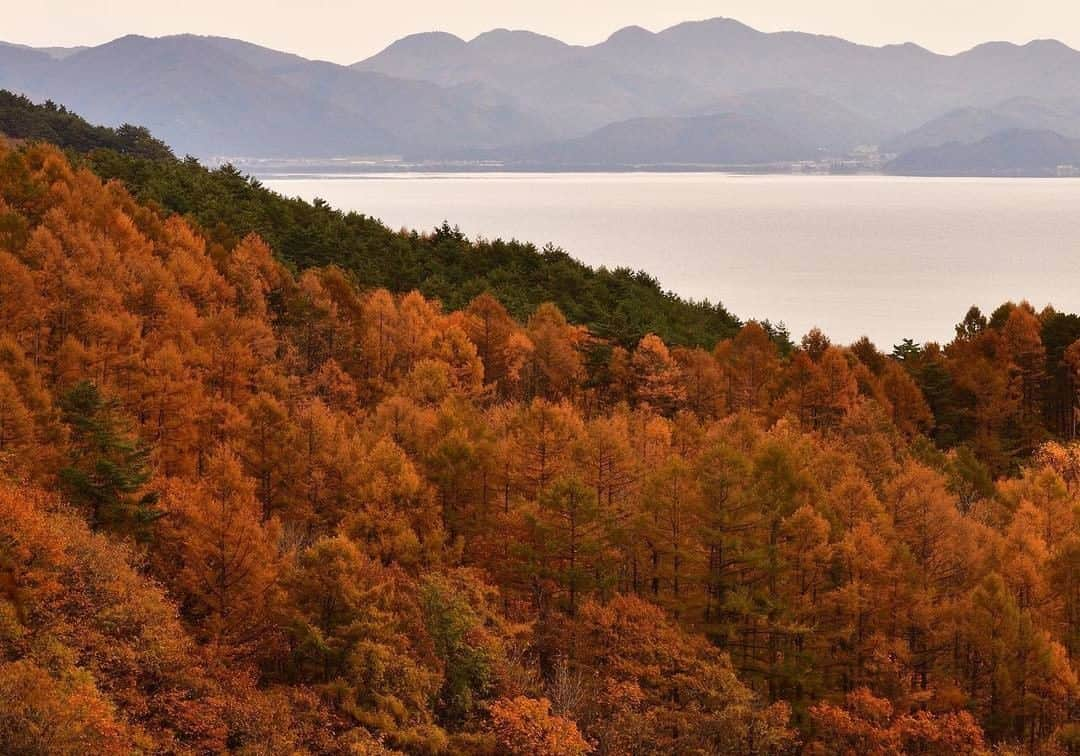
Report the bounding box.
[263,173,1080,347]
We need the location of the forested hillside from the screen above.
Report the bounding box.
[0,89,745,350]
[0,89,173,158]
[0,132,1078,754]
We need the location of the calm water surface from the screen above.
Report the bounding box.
[262,173,1080,347]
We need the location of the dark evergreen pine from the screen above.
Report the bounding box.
[58,380,160,538]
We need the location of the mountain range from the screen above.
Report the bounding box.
[886,129,1080,177]
[5,20,1080,170]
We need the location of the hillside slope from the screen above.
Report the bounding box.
[0,136,1076,755]
[0,89,744,348]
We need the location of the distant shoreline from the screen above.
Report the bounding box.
[238,162,867,177]
[250,165,1080,180]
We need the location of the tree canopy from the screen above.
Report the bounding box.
[0,110,1076,755]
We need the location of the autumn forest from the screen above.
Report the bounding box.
[0,103,1078,755]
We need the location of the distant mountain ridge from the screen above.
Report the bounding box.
[5,20,1080,166]
[481,112,817,168]
[884,97,1080,154]
[887,129,1080,176]
[0,40,88,60]
[356,20,1080,136]
[0,34,551,158]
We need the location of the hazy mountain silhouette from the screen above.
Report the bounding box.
[0,41,55,76]
[0,41,86,61]
[357,19,1080,138]
[6,19,1080,165]
[491,112,815,167]
[884,97,1080,154]
[690,89,886,152]
[887,129,1080,176]
[0,34,548,157]
[6,35,397,158]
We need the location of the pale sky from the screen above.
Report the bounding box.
[6,0,1080,64]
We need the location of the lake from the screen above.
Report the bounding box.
[261,173,1080,348]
